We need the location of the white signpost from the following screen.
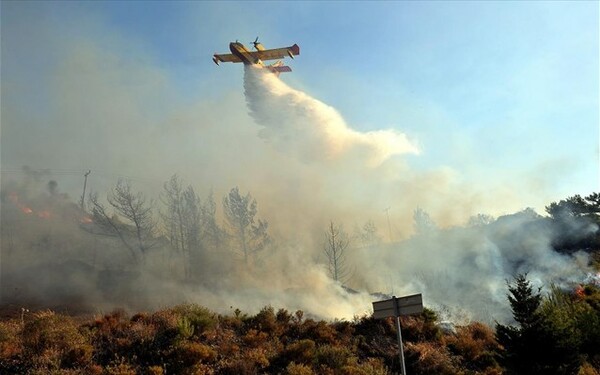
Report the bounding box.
[372,293,423,375]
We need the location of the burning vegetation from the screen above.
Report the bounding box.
[0,282,599,374]
[1,170,599,373]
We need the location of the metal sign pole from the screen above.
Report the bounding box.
[395,315,407,375]
[392,296,407,375]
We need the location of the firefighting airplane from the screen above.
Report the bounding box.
[212,37,300,75]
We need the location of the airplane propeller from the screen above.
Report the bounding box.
[252,36,260,50]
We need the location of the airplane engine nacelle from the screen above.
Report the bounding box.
[212,56,220,65]
[287,50,294,59]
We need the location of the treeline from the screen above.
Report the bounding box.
[1,275,598,374]
[86,175,271,278]
[412,192,600,261]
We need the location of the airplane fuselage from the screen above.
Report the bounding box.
[229,42,261,65]
[213,39,298,75]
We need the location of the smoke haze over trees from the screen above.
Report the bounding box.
[1,166,597,324]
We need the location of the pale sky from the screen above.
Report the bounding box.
[1,1,598,221]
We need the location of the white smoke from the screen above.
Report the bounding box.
[237,65,593,324]
[243,66,419,167]
[359,215,594,323]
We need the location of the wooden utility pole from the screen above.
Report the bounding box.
[80,170,91,210]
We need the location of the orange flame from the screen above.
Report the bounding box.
[575,285,585,299]
[10,192,35,214]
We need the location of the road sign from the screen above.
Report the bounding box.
[372,293,423,319]
[372,293,423,375]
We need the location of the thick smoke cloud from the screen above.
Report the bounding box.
[0,172,374,319]
[354,213,593,323]
[237,67,593,323]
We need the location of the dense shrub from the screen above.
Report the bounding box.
[302,319,338,345]
[280,339,317,365]
[247,306,279,335]
[446,322,501,372]
[171,304,217,336]
[5,297,593,374]
[168,341,217,371]
[315,344,355,370]
[21,310,93,372]
[405,342,460,375]
[0,320,24,373]
[285,361,315,375]
[401,308,442,343]
[340,358,388,375]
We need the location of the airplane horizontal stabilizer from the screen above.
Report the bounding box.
[269,65,292,73]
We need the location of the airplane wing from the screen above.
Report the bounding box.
[213,53,242,63]
[253,44,300,61]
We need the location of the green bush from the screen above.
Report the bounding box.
[171,304,217,336]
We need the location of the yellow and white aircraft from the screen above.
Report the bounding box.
[213,37,300,75]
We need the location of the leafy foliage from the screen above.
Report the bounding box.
[496,274,600,374]
[546,193,600,252]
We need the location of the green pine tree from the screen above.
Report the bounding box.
[496,274,580,375]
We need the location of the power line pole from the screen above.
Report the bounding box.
[384,207,393,243]
[80,170,91,210]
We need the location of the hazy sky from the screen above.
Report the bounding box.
[1,1,598,222]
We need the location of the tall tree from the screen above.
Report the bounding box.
[161,175,187,254]
[323,221,351,283]
[200,190,226,253]
[496,274,579,374]
[89,180,157,263]
[160,175,204,279]
[182,185,203,275]
[222,187,269,265]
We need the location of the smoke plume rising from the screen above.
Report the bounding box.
[244,66,419,167]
